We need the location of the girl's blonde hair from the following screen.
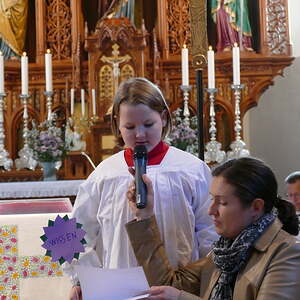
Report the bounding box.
[111,77,172,147]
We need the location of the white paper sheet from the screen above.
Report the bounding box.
[75,265,150,300]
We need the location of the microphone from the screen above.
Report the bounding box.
[133,145,148,209]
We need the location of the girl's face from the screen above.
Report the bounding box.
[208,176,257,239]
[118,103,167,152]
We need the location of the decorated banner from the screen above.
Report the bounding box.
[40,215,86,264]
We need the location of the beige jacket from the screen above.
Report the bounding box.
[126,217,300,300]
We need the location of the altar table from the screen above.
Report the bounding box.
[0,180,84,204]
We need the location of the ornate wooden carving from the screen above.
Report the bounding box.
[85,18,148,120]
[46,0,72,59]
[264,0,291,55]
[167,0,191,55]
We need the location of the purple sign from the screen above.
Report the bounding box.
[41,215,86,264]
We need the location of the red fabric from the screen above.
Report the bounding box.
[0,199,72,215]
[124,141,169,167]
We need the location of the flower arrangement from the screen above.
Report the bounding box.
[27,115,69,162]
[165,108,198,156]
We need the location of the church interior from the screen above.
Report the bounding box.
[0,0,299,299]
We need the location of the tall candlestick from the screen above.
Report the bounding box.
[233,43,240,85]
[0,52,4,93]
[45,49,53,92]
[70,88,75,115]
[92,88,96,116]
[21,52,28,95]
[207,46,215,89]
[181,44,189,86]
[81,89,85,117]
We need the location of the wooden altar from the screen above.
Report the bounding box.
[0,0,293,181]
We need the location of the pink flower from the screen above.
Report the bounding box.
[32,257,39,263]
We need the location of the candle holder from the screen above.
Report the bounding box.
[80,114,99,132]
[44,91,54,120]
[0,92,13,170]
[15,94,38,170]
[204,88,226,164]
[227,84,250,159]
[90,114,99,124]
[180,85,192,124]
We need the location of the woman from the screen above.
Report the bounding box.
[126,157,300,300]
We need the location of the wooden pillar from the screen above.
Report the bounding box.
[35,0,46,64]
[156,0,169,59]
[70,0,84,55]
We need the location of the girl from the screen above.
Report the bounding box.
[66,77,217,299]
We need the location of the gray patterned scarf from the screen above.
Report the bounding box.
[209,210,277,300]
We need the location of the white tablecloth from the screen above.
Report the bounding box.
[0,180,84,199]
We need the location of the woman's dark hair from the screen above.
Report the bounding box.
[212,157,299,236]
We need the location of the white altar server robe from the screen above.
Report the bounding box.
[64,147,217,284]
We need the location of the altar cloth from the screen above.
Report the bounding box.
[0,213,73,299]
[0,180,84,199]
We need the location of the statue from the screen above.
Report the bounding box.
[65,118,86,152]
[211,0,253,52]
[98,0,135,22]
[84,0,135,32]
[0,0,28,59]
[114,0,135,24]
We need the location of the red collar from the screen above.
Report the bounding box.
[124,141,169,167]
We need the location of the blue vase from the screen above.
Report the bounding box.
[41,162,57,181]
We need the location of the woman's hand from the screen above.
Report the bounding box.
[127,168,154,221]
[69,285,82,300]
[146,286,181,299]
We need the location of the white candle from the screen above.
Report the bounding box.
[181,44,189,86]
[207,46,215,89]
[81,89,85,116]
[45,49,53,92]
[233,43,240,85]
[21,52,28,95]
[92,88,96,116]
[70,88,75,115]
[0,51,4,93]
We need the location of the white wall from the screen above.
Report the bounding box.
[244,0,300,195]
